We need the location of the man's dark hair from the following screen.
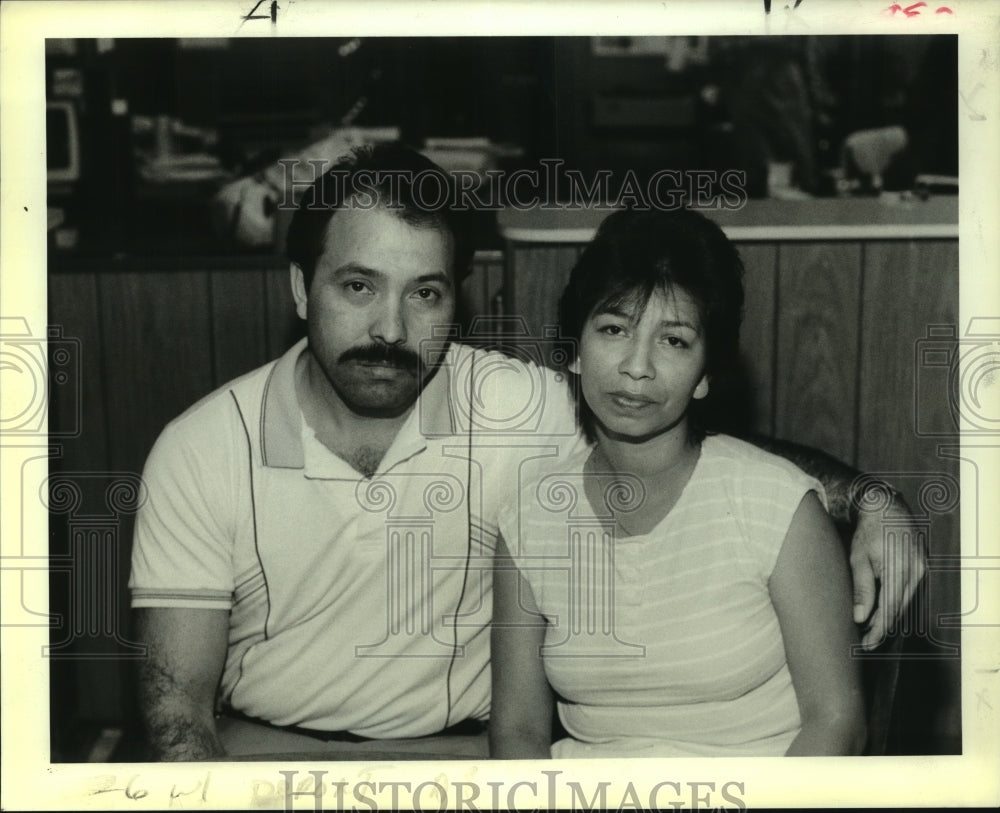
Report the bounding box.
[286,142,474,291]
[557,208,746,442]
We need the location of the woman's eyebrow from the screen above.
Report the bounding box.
[595,304,635,319]
[594,306,699,332]
[659,319,699,331]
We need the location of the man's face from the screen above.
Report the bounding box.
[294,204,456,417]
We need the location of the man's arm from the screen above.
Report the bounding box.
[136,607,229,761]
[747,434,927,650]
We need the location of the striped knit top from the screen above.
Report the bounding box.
[499,433,826,757]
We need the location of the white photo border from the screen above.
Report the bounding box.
[2,0,998,809]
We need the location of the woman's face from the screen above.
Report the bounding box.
[576,285,709,442]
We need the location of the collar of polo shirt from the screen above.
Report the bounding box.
[258,338,459,471]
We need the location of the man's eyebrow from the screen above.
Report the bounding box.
[332,263,382,280]
[414,272,453,289]
[331,265,453,288]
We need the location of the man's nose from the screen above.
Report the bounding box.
[618,339,655,380]
[370,300,406,345]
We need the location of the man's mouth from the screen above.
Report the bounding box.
[340,344,419,373]
[354,360,416,380]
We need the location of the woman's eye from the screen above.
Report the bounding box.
[665,336,689,348]
[598,324,626,336]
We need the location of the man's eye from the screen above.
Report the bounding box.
[345,281,372,294]
[413,287,440,301]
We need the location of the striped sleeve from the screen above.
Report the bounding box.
[735,453,827,581]
[129,415,237,610]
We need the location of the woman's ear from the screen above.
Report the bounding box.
[693,375,709,400]
[290,264,308,321]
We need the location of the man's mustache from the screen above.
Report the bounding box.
[339,343,420,371]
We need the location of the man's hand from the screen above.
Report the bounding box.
[848,485,927,650]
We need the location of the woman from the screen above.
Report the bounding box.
[490,209,866,758]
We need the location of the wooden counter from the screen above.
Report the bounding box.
[498,195,958,243]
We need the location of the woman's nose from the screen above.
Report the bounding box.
[618,339,654,380]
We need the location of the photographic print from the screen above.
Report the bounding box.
[1,1,997,810]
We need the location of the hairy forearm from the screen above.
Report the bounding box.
[139,660,223,761]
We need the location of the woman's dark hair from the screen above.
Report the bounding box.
[286,142,474,291]
[558,208,746,442]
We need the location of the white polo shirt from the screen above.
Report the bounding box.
[130,338,580,738]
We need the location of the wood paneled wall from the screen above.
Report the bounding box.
[507,239,957,484]
[47,241,959,754]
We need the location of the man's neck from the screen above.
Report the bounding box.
[295,351,413,474]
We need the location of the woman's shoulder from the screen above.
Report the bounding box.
[700,434,827,516]
[702,434,818,487]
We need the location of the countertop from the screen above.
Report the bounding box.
[498,196,959,243]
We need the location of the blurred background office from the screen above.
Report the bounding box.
[45,35,962,761]
[46,35,957,256]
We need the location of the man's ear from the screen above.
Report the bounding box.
[290,264,308,321]
[693,374,709,400]
[568,356,581,375]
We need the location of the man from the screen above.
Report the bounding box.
[130,144,925,761]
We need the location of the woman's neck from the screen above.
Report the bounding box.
[587,421,703,537]
[591,420,699,480]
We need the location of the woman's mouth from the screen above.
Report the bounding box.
[609,391,656,410]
